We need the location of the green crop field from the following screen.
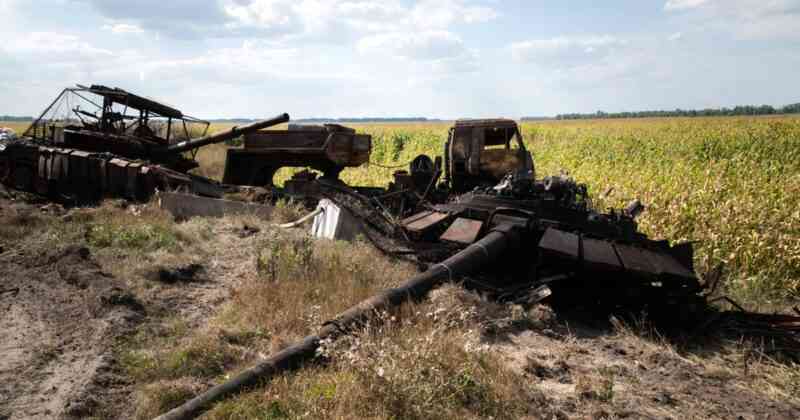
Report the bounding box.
[0,121,31,134]
[199,116,800,306]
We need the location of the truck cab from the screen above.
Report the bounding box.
[445,119,533,193]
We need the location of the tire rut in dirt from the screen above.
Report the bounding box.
[0,245,144,419]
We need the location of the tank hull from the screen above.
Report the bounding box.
[0,139,222,201]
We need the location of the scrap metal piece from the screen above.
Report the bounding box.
[439,217,483,245]
[401,211,450,235]
[582,236,623,271]
[539,228,580,260]
[157,191,273,220]
[614,243,658,275]
[641,248,696,279]
[222,124,371,187]
[311,198,362,241]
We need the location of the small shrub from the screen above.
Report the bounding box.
[134,379,203,420]
[162,336,239,379]
[86,223,178,250]
[123,335,240,382]
[256,235,315,281]
[575,367,615,402]
[270,199,306,224]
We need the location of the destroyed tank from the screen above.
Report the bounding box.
[153,119,714,420]
[0,84,289,201]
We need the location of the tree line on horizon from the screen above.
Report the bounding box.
[542,103,800,121]
[4,103,800,123]
[0,115,34,122]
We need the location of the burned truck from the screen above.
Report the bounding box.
[0,84,289,201]
[444,118,534,193]
[222,123,371,187]
[380,118,536,218]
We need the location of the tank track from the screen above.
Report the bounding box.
[0,138,220,203]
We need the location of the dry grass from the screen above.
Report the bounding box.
[205,318,546,420]
[3,197,797,418]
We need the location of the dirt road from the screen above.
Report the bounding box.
[0,244,144,419]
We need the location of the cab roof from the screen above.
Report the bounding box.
[453,118,519,130]
[85,84,184,119]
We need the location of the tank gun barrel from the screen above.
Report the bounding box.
[162,113,290,154]
[153,224,519,420]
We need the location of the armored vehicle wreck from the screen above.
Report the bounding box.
[444,118,534,193]
[153,118,723,420]
[222,123,371,187]
[0,84,289,201]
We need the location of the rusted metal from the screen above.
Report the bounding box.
[222,123,370,186]
[400,210,451,239]
[439,217,482,244]
[157,191,273,220]
[162,114,289,154]
[1,84,289,201]
[445,118,533,193]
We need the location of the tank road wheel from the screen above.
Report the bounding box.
[33,173,49,196]
[12,165,34,192]
[0,156,9,183]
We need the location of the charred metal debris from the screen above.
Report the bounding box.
[1,85,798,420]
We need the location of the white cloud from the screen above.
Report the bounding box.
[357,30,479,77]
[102,23,144,34]
[223,0,296,32]
[78,0,498,42]
[665,0,800,40]
[668,32,683,41]
[507,34,669,95]
[358,30,465,60]
[410,0,498,28]
[344,1,495,73]
[73,0,496,77]
[664,0,709,11]
[78,0,228,39]
[0,0,14,13]
[510,35,627,66]
[132,40,362,86]
[5,32,113,59]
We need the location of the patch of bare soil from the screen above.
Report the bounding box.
[489,311,800,419]
[0,197,258,419]
[0,243,143,419]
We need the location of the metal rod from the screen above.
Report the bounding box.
[153,225,518,420]
[276,207,324,228]
[24,88,67,138]
[162,113,290,154]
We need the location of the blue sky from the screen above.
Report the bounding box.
[1,0,798,119]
